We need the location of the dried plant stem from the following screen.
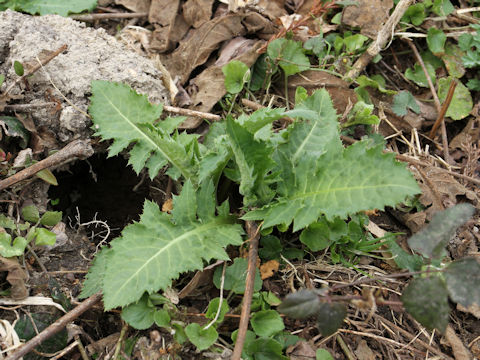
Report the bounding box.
[163,105,221,121]
[4,292,102,360]
[70,12,147,21]
[231,221,260,360]
[429,79,457,138]
[346,0,415,79]
[3,44,67,96]
[0,139,93,191]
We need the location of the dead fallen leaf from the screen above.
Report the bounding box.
[457,302,480,319]
[450,117,480,149]
[116,0,150,12]
[284,70,357,115]
[181,40,264,129]
[354,340,378,360]
[342,0,393,39]
[260,259,279,280]
[257,0,287,21]
[0,256,28,300]
[149,0,182,52]
[287,341,316,359]
[182,0,214,28]
[161,14,248,84]
[443,325,473,360]
[162,198,173,212]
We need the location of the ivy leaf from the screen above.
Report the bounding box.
[40,211,62,227]
[444,258,480,308]
[85,180,243,309]
[121,294,156,330]
[426,28,446,55]
[405,63,436,87]
[222,60,250,94]
[278,289,322,319]
[407,204,474,259]
[89,81,196,182]
[402,3,426,26]
[213,257,262,295]
[205,297,229,324]
[250,310,284,337]
[0,233,28,257]
[316,302,347,336]
[437,77,473,120]
[392,91,421,117]
[401,277,449,332]
[21,205,40,223]
[185,323,218,351]
[267,39,310,77]
[248,338,288,360]
[34,228,56,246]
[20,0,97,16]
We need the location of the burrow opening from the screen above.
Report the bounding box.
[49,153,154,240]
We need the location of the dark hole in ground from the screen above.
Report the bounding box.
[49,153,151,240]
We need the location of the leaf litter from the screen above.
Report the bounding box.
[0,0,480,359]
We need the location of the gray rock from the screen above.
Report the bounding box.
[0,10,168,144]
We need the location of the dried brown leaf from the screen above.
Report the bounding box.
[342,0,393,39]
[182,0,214,28]
[0,256,28,300]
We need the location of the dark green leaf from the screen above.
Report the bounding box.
[205,297,229,324]
[402,3,426,26]
[408,204,475,259]
[15,313,67,358]
[405,63,436,87]
[34,228,56,246]
[213,257,262,294]
[267,39,310,77]
[35,169,58,186]
[386,238,424,272]
[0,233,28,257]
[121,294,155,329]
[401,276,449,332]
[21,204,40,223]
[437,77,473,120]
[185,323,218,351]
[300,222,331,251]
[40,211,62,226]
[392,91,421,117]
[426,28,446,55]
[13,60,24,76]
[0,116,30,148]
[278,289,322,319]
[316,302,347,336]
[250,310,285,337]
[444,258,480,307]
[222,60,250,94]
[153,308,170,328]
[248,338,288,360]
[259,235,283,260]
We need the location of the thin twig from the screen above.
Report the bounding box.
[429,79,457,139]
[231,221,261,360]
[70,12,147,21]
[0,139,93,191]
[163,105,221,121]
[4,292,102,360]
[3,44,68,96]
[404,39,441,111]
[3,102,57,111]
[113,323,129,360]
[346,0,415,79]
[74,335,90,360]
[204,263,226,330]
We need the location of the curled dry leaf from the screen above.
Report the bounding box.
[342,0,393,39]
[284,70,357,115]
[260,259,279,280]
[0,256,28,300]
